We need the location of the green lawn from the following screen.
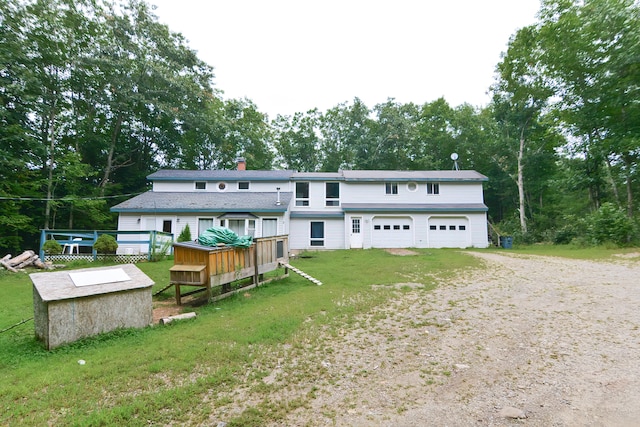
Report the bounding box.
[0,246,634,426]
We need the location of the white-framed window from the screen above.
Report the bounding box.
[263,218,277,237]
[198,218,214,235]
[195,181,206,190]
[407,182,418,192]
[220,217,256,236]
[385,182,398,195]
[217,182,227,191]
[426,182,440,195]
[310,221,324,246]
[296,182,309,206]
[325,182,340,206]
[238,181,250,190]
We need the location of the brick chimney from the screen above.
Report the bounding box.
[236,157,246,171]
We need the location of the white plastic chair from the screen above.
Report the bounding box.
[63,237,81,254]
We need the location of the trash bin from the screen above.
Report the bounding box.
[499,236,513,249]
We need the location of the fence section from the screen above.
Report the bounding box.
[39,229,174,262]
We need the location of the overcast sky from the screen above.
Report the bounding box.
[150,0,541,119]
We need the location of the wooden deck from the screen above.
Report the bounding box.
[170,235,289,305]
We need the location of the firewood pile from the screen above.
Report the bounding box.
[0,250,57,272]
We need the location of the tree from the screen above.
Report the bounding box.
[491,25,554,234]
[538,0,640,216]
[319,98,372,171]
[272,110,321,171]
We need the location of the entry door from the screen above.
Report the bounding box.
[350,217,363,248]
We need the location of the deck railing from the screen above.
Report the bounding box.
[39,229,174,262]
[170,235,289,304]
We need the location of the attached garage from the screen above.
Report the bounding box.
[427,216,470,248]
[371,216,414,248]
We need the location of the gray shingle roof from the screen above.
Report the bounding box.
[111,191,292,213]
[340,170,488,181]
[148,169,294,181]
[147,169,488,182]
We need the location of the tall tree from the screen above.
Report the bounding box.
[538,0,640,216]
[319,98,372,171]
[272,110,321,171]
[491,25,554,233]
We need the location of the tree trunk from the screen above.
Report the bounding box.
[604,157,621,208]
[43,97,58,230]
[99,114,123,196]
[517,128,527,234]
[624,154,634,217]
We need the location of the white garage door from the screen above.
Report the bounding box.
[372,217,414,248]
[428,217,470,248]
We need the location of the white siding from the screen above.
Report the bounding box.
[339,181,484,206]
[289,218,344,250]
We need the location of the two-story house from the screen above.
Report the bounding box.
[111,160,489,252]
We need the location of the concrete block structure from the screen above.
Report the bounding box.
[30,264,154,350]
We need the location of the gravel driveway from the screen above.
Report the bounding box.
[273,251,640,426]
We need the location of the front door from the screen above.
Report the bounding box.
[349,217,363,248]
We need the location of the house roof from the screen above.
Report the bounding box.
[341,203,488,212]
[147,169,488,182]
[147,169,294,181]
[340,170,488,182]
[111,191,292,213]
[292,172,344,181]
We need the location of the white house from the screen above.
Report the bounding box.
[111,160,489,252]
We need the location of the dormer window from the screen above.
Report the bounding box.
[426,182,440,195]
[385,182,398,195]
[195,181,206,190]
[217,182,227,191]
[238,181,250,190]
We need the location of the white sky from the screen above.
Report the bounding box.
[150,0,541,119]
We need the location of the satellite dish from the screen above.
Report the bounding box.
[451,153,460,171]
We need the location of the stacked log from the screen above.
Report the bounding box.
[0,251,55,272]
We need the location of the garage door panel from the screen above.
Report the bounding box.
[428,217,469,248]
[372,217,413,248]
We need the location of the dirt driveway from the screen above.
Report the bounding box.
[272,251,640,426]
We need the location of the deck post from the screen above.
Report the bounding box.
[253,242,259,285]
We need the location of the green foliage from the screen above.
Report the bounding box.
[41,239,62,255]
[93,234,118,254]
[150,234,173,262]
[177,224,192,242]
[584,202,636,246]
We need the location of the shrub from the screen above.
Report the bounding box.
[42,239,62,255]
[93,234,118,254]
[584,202,635,246]
[177,224,192,242]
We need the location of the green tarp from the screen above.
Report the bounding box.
[197,227,253,248]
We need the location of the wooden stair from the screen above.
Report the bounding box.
[279,262,322,286]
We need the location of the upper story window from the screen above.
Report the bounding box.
[238,181,250,190]
[385,182,398,195]
[195,181,206,190]
[325,182,340,206]
[407,182,417,192]
[296,182,309,206]
[426,182,440,195]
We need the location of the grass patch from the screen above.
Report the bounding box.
[0,248,479,425]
